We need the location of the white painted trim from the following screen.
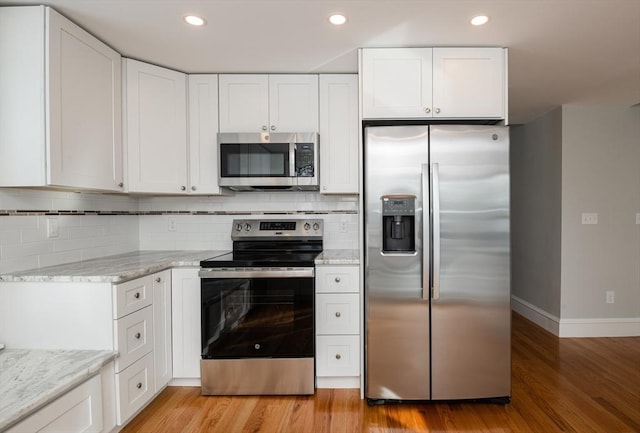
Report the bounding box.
[511,295,560,336]
[168,378,201,387]
[316,376,361,389]
[559,318,640,338]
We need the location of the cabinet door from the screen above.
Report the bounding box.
[152,270,172,392]
[171,268,202,379]
[188,74,225,195]
[218,74,269,132]
[432,47,506,119]
[319,74,359,194]
[47,8,123,191]
[125,59,188,193]
[268,75,319,132]
[361,48,433,119]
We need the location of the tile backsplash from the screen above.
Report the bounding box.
[0,188,359,273]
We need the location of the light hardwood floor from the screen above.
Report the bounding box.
[122,313,640,432]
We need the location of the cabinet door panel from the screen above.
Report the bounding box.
[47,8,123,191]
[269,75,318,132]
[218,75,269,132]
[432,47,505,119]
[114,306,153,373]
[316,293,359,334]
[171,268,202,379]
[316,335,360,377]
[152,270,172,391]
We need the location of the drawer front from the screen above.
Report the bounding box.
[316,293,359,335]
[114,305,153,372]
[316,335,360,377]
[113,275,152,319]
[315,266,359,293]
[115,352,155,426]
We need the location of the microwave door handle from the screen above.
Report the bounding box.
[289,141,297,177]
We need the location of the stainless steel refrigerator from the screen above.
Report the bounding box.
[364,124,511,403]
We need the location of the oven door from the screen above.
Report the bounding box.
[199,268,314,360]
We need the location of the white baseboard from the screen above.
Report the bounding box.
[511,295,640,337]
[316,377,360,389]
[168,378,201,387]
[511,295,560,336]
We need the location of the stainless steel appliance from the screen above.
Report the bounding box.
[199,218,323,395]
[218,132,319,191]
[365,124,511,403]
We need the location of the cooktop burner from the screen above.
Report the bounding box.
[200,218,324,268]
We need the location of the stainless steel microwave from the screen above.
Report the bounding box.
[218,132,319,191]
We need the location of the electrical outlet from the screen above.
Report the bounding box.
[46,218,59,238]
[581,213,598,225]
[606,290,615,304]
[168,217,177,231]
[636,213,640,225]
[340,221,348,233]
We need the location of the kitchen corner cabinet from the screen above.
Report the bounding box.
[0,6,123,192]
[219,74,319,133]
[361,47,506,121]
[123,59,189,194]
[319,74,359,194]
[315,265,361,388]
[170,268,202,385]
[188,75,227,195]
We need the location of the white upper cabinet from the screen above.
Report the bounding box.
[124,59,189,194]
[188,75,226,195]
[319,74,359,194]
[361,47,507,121]
[0,6,123,191]
[219,74,319,132]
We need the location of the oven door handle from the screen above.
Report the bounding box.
[199,268,315,279]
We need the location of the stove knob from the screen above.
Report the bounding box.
[313,222,320,231]
[304,222,311,231]
[244,223,252,232]
[235,223,243,232]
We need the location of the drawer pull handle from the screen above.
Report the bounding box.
[335,354,341,360]
[156,277,161,283]
[136,382,142,389]
[134,292,140,299]
[135,332,141,339]
[335,312,341,318]
[334,277,341,283]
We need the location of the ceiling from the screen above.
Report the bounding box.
[2,0,639,124]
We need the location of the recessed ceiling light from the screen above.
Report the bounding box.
[470,15,489,26]
[184,15,207,26]
[329,14,347,26]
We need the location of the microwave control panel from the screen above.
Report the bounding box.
[295,143,315,177]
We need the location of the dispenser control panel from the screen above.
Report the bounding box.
[382,197,415,216]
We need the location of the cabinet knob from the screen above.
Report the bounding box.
[335,354,341,360]
[181,185,186,191]
[262,125,268,131]
[435,108,441,114]
[334,277,341,283]
[191,185,197,191]
[156,277,161,283]
[424,107,431,114]
[135,332,141,339]
[136,382,142,389]
[335,311,341,318]
[118,182,124,188]
[270,125,276,131]
[134,292,140,299]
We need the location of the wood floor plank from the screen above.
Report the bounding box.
[121,313,640,433]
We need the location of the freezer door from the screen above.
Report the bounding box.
[364,125,430,400]
[430,125,511,400]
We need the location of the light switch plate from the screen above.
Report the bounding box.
[636,213,640,225]
[46,218,59,238]
[581,213,598,225]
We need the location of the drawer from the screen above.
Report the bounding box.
[316,293,359,335]
[113,275,152,319]
[316,335,360,377]
[316,266,359,293]
[115,352,155,426]
[114,305,153,372]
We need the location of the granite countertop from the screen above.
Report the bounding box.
[315,249,360,265]
[0,250,228,284]
[0,349,116,432]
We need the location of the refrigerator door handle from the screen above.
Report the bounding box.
[431,163,441,300]
[421,164,430,300]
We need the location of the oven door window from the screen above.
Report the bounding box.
[220,143,290,177]
[201,277,313,359]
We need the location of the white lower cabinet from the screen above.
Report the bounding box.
[170,268,202,385]
[315,265,361,388]
[6,374,104,433]
[115,352,155,425]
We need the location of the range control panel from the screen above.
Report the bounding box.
[231,219,323,240]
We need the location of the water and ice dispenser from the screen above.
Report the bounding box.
[382,195,416,253]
